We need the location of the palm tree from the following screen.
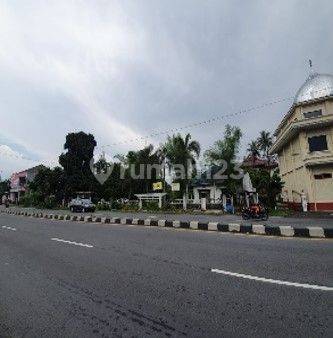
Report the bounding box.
[204,124,242,196]
[155,145,167,192]
[257,130,273,161]
[163,133,200,209]
[126,144,161,194]
[205,125,242,166]
[247,140,260,166]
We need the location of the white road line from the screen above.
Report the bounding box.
[51,237,93,248]
[211,268,333,291]
[1,226,17,231]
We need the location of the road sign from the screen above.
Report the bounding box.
[153,182,163,191]
[171,182,180,191]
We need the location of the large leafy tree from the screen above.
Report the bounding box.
[28,166,65,205]
[247,168,283,207]
[96,161,126,202]
[163,133,200,208]
[59,131,97,199]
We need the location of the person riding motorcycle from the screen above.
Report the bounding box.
[250,203,260,215]
[250,203,265,216]
[242,202,268,220]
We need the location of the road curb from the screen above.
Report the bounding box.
[1,209,332,239]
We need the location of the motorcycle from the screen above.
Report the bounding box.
[241,204,268,221]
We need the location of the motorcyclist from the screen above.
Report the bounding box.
[250,202,260,216]
[242,200,268,220]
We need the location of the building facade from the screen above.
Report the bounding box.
[270,72,333,211]
[191,165,234,211]
[10,165,44,203]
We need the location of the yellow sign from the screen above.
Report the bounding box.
[153,182,163,191]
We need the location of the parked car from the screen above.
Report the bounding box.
[68,198,96,213]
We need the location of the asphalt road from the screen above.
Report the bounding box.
[0,213,332,337]
[5,206,333,229]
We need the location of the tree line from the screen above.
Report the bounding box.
[14,126,282,209]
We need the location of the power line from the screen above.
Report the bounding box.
[1,86,332,163]
[97,85,332,148]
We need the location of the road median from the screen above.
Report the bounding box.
[2,208,332,239]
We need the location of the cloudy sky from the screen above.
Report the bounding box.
[0,0,332,178]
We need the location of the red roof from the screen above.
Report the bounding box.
[242,155,277,169]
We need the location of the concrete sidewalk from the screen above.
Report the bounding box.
[2,205,333,229]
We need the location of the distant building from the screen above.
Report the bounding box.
[9,165,44,203]
[270,72,333,211]
[191,165,234,210]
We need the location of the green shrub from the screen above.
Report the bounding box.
[160,202,179,212]
[121,201,139,211]
[19,191,43,207]
[111,200,121,210]
[41,195,57,209]
[96,202,111,211]
[19,192,58,209]
[143,201,159,211]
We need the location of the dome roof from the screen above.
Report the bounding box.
[294,72,333,104]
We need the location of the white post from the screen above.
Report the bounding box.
[183,193,187,210]
[301,191,308,212]
[158,195,162,209]
[222,194,226,210]
[201,197,207,211]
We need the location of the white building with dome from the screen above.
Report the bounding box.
[270,72,333,211]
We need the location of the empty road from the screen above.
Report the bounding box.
[0,213,332,337]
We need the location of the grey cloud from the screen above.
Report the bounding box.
[0,0,332,178]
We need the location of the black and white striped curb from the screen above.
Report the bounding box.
[1,209,332,239]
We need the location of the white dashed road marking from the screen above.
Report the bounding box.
[211,268,333,291]
[1,226,17,231]
[51,237,93,248]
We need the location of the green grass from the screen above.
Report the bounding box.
[269,209,293,217]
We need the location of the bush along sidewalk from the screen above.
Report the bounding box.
[1,209,332,239]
